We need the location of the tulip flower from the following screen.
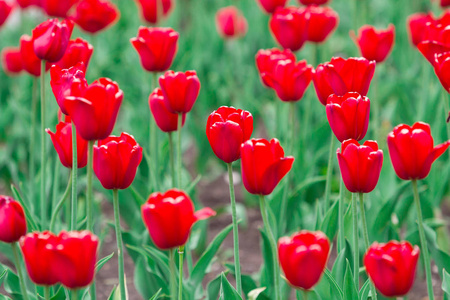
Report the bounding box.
[337,139,383,193]
[255,48,296,75]
[93,132,143,190]
[351,24,395,63]
[326,92,370,142]
[51,38,94,70]
[20,35,45,77]
[39,0,79,17]
[305,5,338,43]
[50,63,88,115]
[256,0,287,14]
[387,122,450,180]
[0,0,13,27]
[442,0,450,7]
[159,70,201,114]
[46,122,89,169]
[149,88,186,133]
[215,6,248,39]
[1,47,23,75]
[270,7,309,51]
[71,0,120,34]
[32,19,74,63]
[299,0,330,5]
[240,138,294,195]
[206,106,254,163]
[130,26,179,73]
[431,51,450,93]
[0,196,27,243]
[313,57,376,105]
[364,241,419,297]
[65,78,123,141]
[141,189,216,249]
[278,231,330,290]
[407,13,434,46]
[17,0,39,9]
[134,0,173,24]
[260,59,313,101]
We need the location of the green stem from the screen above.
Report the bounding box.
[70,121,78,231]
[303,290,308,300]
[11,243,29,300]
[358,193,377,300]
[352,193,359,289]
[44,286,50,300]
[169,249,177,298]
[338,176,345,253]
[259,195,281,300]
[178,245,184,300]
[445,92,450,161]
[149,72,159,192]
[227,163,242,295]
[40,60,46,229]
[177,113,182,189]
[113,189,126,300]
[169,132,176,188]
[86,140,94,231]
[29,77,38,206]
[72,289,78,300]
[50,171,72,232]
[51,156,60,222]
[324,132,336,210]
[412,180,435,300]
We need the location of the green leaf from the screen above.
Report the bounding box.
[359,279,370,300]
[219,272,243,300]
[444,269,450,297]
[107,286,118,300]
[134,257,169,300]
[247,287,266,300]
[323,269,343,300]
[11,184,39,231]
[95,253,114,272]
[207,272,225,300]
[0,269,7,287]
[4,269,22,299]
[142,245,171,280]
[343,261,358,300]
[50,286,67,300]
[320,198,339,241]
[259,229,274,298]
[149,288,162,300]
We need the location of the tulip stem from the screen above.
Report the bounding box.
[352,193,359,289]
[259,195,281,300]
[445,92,450,161]
[113,189,126,300]
[70,121,78,231]
[72,289,78,300]
[324,132,336,210]
[86,140,94,231]
[412,180,435,300]
[303,290,308,300]
[149,72,160,192]
[358,193,377,300]
[227,163,242,295]
[50,170,72,232]
[169,249,177,298]
[51,156,60,223]
[29,77,38,206]
[177,113,183,189]
[44,286,50,300]
[178,245,184,300]
[169,132,176,188]
[40,60,47,229]
[11,242,29,300]
[338,177,345,253]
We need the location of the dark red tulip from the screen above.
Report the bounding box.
[0,196,27,243]
[134,0,173,24]
[20,231,60,286]
[299,0,330,5]
[51,38,94,70]
[16,0,40,9]
[46,122,89,169]
[71,0,120,34]
[351,24,395,63]
[255,48,296,87]
[305,5,338,43]
[0,0,13,27]
[159,70,201,114]
[240,138,294,195]
[364,241,419,297]
[256,0,287,14]
[149,88,186,133]
[141,189,216,250]
[1,47,23,75]
[94,133,143,190]
[39,0,79,17]
[20,34,45,77]
[50,63,88,115]
[337,139,383,193]
[130,26,179,73]
[387,122,450,180]
[313,57,376,105]
[407,13,434,46]
[278,230,330,290]
[432,51,450,92]
[260,59,313,101]
[65,78,123,141]
[206,106,254,163]
[442,0,450,7]
[215,6,248,39]
[32,18,74,63]
[270,7,309,51]
[326,92,370,142]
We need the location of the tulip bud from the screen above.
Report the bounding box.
[32,19,74,63]
[159,70,201,114]
[134,0,173,24]
[20,35,45,77]
[149,88,186,133]
[0,196,27,243]
[1,47,23,75]
[17,0,40,9]
[407,12,434,46]
[39,0,80,18]
[270,7,309,52]
[215,6,248,39]
[306,5,339,43]
[351,24,395,63]
[71,0,120,34]
[256,0,287,14]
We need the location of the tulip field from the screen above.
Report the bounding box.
[3,0,450,299]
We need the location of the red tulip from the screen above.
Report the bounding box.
[278,230,330,290]
[39,0,80,17]
[364,241,419,297]
[305,5,338,43]
[1,47,23,75]
[407,13,433,46]
[159,70,201,114]
[351,24,395,63]
[0,0,13,27]
[432,51,450,92]
[313,57,376,105]
[46,122,89,169]
[256,0,287,14]
[130,26,179,73]
[141,189,216,250]
[240,138,294,195]
[337,139,383,193]
[417,40,450,66]
[0,196,27,243]
[442,0,450,7]
[299,0,330,5]
[387,122,450,180]
[206,106,254,163]
[58,109,72,123]
[65,78,123,141]
[326,92,370,142]
[94,133,143,190]
[50,63,88,115]
[215,6,248,39]
[255,48,296,87]
[260,59,313,101]
[134,0,173,24]
[71,0,120,34]
[270,7,309,51]
[16,0,40,9]
[20,35,45,77]
[149,88,186,133]
[51,38,94,70]
[20,231,60,286]
[32,19,74,63]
